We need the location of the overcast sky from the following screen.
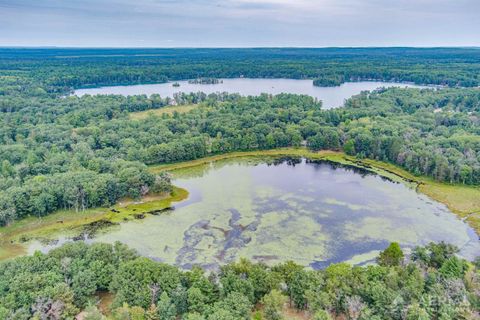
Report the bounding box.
[0,0,479,47]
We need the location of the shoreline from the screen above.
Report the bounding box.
[1,147,478,261]
[0,187,189,261]
[151,148,480,234]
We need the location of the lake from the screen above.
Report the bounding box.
[28,157,479,269]
[73,79,427,108]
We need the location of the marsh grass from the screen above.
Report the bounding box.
[129,104,198,120]
[0,187,188,260]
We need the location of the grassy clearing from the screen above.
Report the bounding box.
[0,187,188,261]
[359,157,480,228]
[150,148,480,234]
[418,181,480,231]
[129,104,198,120]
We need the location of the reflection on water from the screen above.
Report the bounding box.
[29,158,479,269]
[74,78,426,109]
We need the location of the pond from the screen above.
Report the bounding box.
[73,79,427,108]
[28,157,479,269]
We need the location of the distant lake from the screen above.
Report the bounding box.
[74,79,427,109]
[28,157,479,269]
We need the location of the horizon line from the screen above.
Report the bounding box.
[1,46,480,50]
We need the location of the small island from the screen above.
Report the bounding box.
[313,74,345,87]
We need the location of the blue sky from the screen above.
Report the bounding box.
[0,0,479,47]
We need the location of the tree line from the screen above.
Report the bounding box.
[0,241,478,319]
[1,48,480,97]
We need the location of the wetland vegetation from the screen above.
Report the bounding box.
[91,156,480,269]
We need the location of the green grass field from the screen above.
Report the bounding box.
[129,104,198,120]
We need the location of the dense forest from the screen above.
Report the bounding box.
[0,241,479,319]
[1,48,480,94]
